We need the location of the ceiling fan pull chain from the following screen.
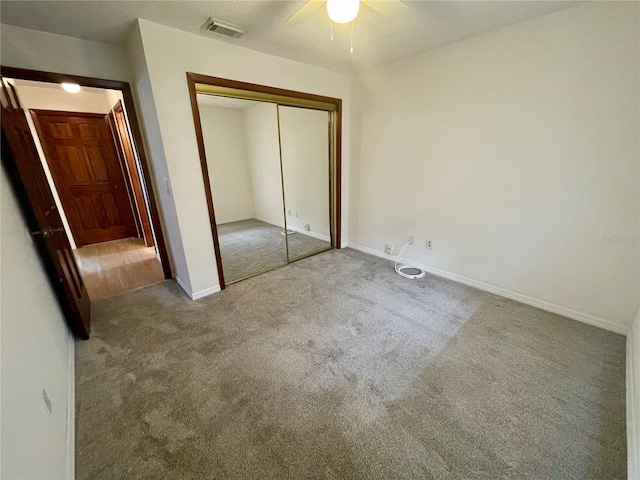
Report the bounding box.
[350,20,354,53]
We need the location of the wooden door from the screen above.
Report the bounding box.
[1,94,91,338]
[32,110,138,247]
[108,100,154,247]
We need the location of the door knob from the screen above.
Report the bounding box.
[31,226,65,238]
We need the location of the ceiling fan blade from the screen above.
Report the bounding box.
[362,0,410,16]
[285,0,327,25]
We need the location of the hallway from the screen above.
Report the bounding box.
[74,238,164,300]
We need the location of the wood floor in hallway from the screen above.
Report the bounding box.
[74,237,164,300]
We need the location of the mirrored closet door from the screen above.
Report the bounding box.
[197,95,288,283]
[279,106,331,262]
[192,75,340,288]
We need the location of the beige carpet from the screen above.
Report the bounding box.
[75,248,626,479]
[216,219,331,282]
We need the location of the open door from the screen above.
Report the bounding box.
[1,79,90,339]
[108,99,154,247]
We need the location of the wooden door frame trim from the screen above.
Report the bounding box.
[1,66,172,279]
[186,75,225,289]
[186,72,342,291]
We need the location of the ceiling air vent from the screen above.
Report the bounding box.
[202,18,245,39]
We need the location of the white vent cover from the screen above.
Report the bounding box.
[202,18,245,39]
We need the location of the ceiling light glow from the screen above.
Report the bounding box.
[327,0,360,24]
[61,83,81,94]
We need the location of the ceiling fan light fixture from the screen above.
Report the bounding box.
[327,0,360,24]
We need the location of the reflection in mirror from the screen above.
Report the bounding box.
[197,94,287,283]
[279,106,332,261]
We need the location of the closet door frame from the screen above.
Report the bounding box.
[186,72,342,290]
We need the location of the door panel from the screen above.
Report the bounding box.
[1,100,91,339]
[32,110,138,247]
[108,100,155,247]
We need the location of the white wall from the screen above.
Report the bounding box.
[0,24,133,479]
[15,83,113,113]
[1,169,74,480]
[351,2,639,332]
[1,23,130,82]
[199,104,255,224]
[104,89,122,111]
[131,19,351,297]
[279,106,331,239]
[126,25,185,286]
[243,102,284,227]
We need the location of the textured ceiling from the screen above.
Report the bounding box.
[1,1,580,73]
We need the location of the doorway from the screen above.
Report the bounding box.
[1,67,171,330]
[187,73,342,289]
[30,109,139,246]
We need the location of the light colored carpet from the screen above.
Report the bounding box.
[217,218,331,282]
[75,248,626,479]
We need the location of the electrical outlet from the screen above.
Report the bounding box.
[295,211,299,218]
[304,223,310,231]
[409,236,414,245]
[385,244,394,255]
[288,209,292,216]
[426,239,432,249]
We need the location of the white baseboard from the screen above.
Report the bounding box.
[345,242,628,335]
[288,225,331,242]
[217,215,254,225]
[254,216,331,242]
[175,276,221,300]
[191,285,221,300]
[254,215,285,228]
[628,324,639,480]
[66,334,75,480]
